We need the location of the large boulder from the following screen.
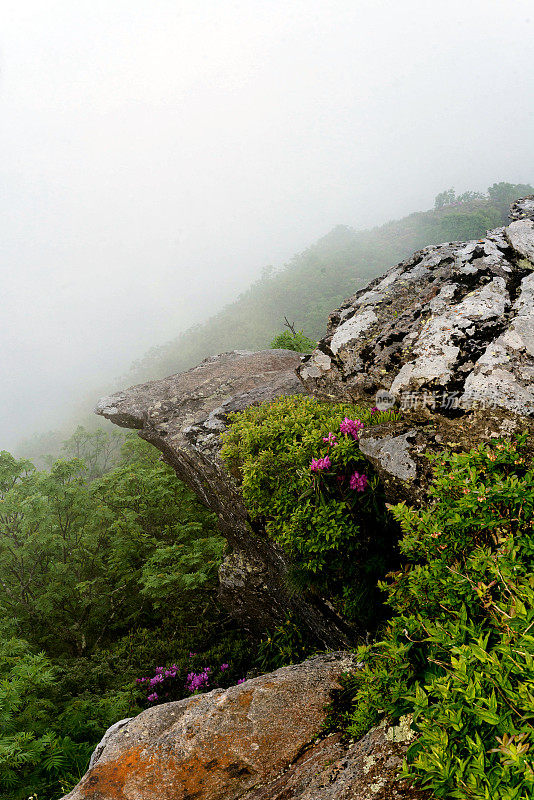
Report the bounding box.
[62,654,429,800]
[96,349,353,649]
[62,653,360,800]
[298,199,534,502]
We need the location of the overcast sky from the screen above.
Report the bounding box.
[1,0,533,450]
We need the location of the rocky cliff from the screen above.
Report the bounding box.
[83,198,534,800]
[96,349,353,650]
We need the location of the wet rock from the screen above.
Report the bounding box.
[61,653,360,800]
[506,219,534,263]
[96,350,352,648]
[357,410,534,505]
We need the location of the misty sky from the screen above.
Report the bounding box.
[1,0,533,449]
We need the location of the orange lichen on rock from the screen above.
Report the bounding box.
[62,653,358,800]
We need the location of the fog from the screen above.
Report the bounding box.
[1,0,533,451]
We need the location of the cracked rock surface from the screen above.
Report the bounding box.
[299,199,534,417]
[61,654,359,800]
[96,349,352,648]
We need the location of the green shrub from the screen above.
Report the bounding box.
[0,437,253,799]
[255,613,316,672]
[269,329,316,352]
[221,394,400,625]
[339,435,534,800]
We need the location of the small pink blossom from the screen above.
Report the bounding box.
[339,417,364,440]
[310,455,331,472]
[349,471,368,492]
[322,432,338,446]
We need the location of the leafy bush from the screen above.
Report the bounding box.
[255,612,316,672]
[221,394,400,624]
[269,329,316,352]
[338,435,534,800]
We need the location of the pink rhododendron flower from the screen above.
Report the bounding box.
[349,471,368,492]
[185,667,212,693]
[310,455,331,472]
[339,418,364,440]
[322,432,337,446]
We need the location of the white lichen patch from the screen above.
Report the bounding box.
[461,367,534,417]
[370,776,387,793]
[355,269,403,306]
[363,754,378,774]
[390,278,508,394]
[330,308,378,354]
[385,715,415,744]
[299,350,332,379]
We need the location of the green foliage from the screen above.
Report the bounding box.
[221,394,399,624]
[59,426,125,479]
[434,183,533,214]
[0,436,252,799]
[255,613,316,672]
[340,435,534,800]
[0,438,221,658]
[270,329,316,352]
[434,188,457,209]
[0,631,89,799]
[488,181,534,211]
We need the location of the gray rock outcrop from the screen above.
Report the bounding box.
[298,198,534,502]
[96,349,353,649]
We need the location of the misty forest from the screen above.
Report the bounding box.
[2,3,534,800]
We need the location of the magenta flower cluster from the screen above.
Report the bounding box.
[339,417,364,440]
[322,432,337,446]
[349,471,368,492]
[309,417,369,492]
[186,666,212,693]
[137,664,178,689]
[136,664,179,703]
[310,455,331,472]
[136,654,235,704]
